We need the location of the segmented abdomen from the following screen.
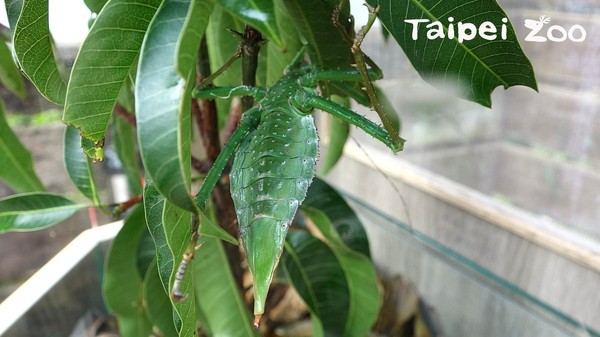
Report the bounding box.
[230,108,317,314]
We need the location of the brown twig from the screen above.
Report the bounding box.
[114,102,136,126]
[111,194,143,218]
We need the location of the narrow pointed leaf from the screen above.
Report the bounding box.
[301,207,381,337]
[103,206,153,337]
[265,0,303,86]
[193,237,260,337]
[282,231,351,335]
[143,260,178,337]
[215,0,281,47]
[0,104,45,193]
[4,0,23,35]
[176,0,213,76]
[113,114,143,195]
[63,0,162,142]
[83,0,109,13]
[162,200,196,336]
[303,177,370,256]
[64,126,101,204]
[136,0,205,212]
[12,0,67,104]
[199,209,238,245]
[367,0,537,107]
[0,41,26,99]
[205,7,243,127]
[0,193,86,233]
[283,0,352,69]
[143,180,174,292]
[283,229,380,337]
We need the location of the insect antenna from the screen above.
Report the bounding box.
[351,136,414,231]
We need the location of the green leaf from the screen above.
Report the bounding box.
[0,41,26,99]
[215,0,281,47]
[64,126,101,204]
[0,103,45,193]
[0,192,86,233]
[193,237,260,337]
[300,208,381,337]
[368,0,537,107]
[12,0,67,104]
[162,200,196,336]
[143,260,179,337]
[143,179,173,292]
[283,230,381,337]
[283,0,352,69]
[264,0,303,86]
[83,0,109,13]
[80,136,104,162]
[199,208,238,245]
[4,0,23,36]
[103,205,153,337]
[113,114,143,195]
[176,0,213,77]
[63,0,162,142]
[136,0,207,212]
[205,6,243,128]
[303,177,370,257]
[282,231,350,335]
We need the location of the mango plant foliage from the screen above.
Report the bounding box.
[0,0,536,336]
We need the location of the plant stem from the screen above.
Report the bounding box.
[240,25,265,112]
[195,38,244,288]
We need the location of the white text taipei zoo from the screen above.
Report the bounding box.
[405,17,509,42]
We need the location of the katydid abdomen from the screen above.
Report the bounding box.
[230,107,318,317]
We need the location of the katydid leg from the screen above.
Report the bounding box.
[194,107,261,208]
[300,68,381,87]
[193,85,266,101]
[294,92,404,153]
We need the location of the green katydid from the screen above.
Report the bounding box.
[175,6,404,328]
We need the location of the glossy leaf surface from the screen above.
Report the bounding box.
[303,177,370,257]
[193,237,260,337]
[64,126,101,204]
[113,114,143,195]
[283,0,352,69]
[367,0,537,107]
[0,41,26,99]
[215,0,281,47]
[64,0,162,141]
[282,231,351,335]
[103,206,153,337]
[0,104,45,193]
[143,180,173,292]
[301,207,381,337]
[0,192,85,233]
[143,260,178,337]
[136,0,207,212]
[283,227,380,337]
[162,200,196,336]
[13,0,67,104]
[265,0,303,86]
[205,6,242,127]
